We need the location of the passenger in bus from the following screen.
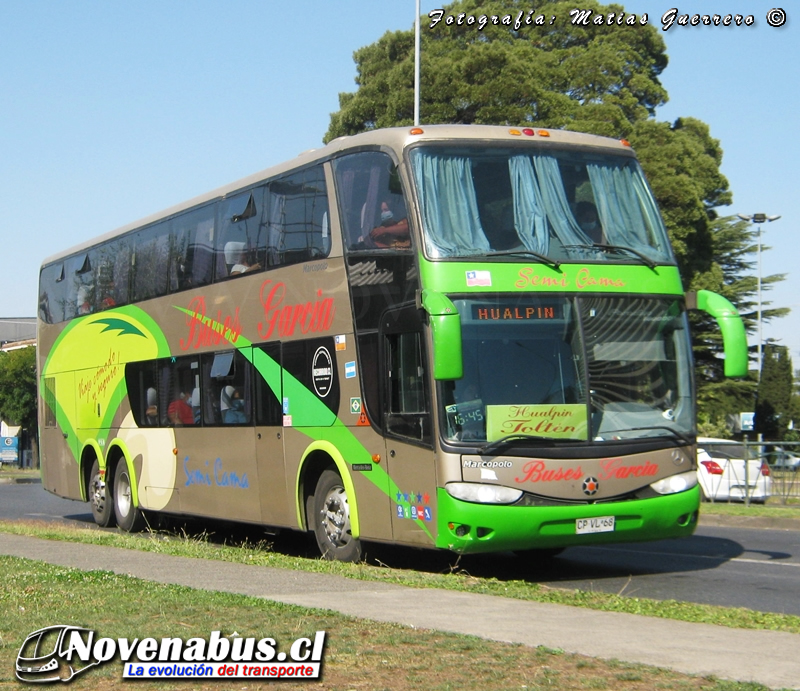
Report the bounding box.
[576,202,603,244]
[76,285,93,316]
[225,241,261,275]
[357,200,410,250]
[221,386,247,424]
[167,391,195,426]
[190,388,202,425]
[146,387,158,425]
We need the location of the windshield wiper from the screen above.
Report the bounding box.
[482,249,560,270]
[479,433,573,456]
[562,244,656,269]
[599,426,692,446]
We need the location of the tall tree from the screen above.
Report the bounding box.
[326,0,668,143]
[0,346,38,466]
[756,343,793,440]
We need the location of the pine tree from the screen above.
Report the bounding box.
[756,343,793,440]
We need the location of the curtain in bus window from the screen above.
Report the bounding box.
[413,154,490,257]
[508,155,549,254]
[532,155,592,248]
[586,162,665,257]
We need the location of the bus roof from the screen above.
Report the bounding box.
[41,125,632,267]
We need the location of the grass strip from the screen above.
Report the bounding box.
[1,518,798,636]
[0,555,774,690]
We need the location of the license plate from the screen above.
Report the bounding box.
[576,516,615,534]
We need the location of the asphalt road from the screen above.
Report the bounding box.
[2,481,800,616]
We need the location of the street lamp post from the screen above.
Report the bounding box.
[736,213,781,379]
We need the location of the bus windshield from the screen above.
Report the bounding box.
[409,145,673,264]
[440,295,694,445]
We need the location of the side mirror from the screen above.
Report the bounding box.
[419,290,463,380]
[685,290,748,377]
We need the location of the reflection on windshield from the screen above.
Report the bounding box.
[440,296,694,446]
[410,145,673,264]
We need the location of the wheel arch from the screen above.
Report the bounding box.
[105,439,140,509]
[296,440,360,538]
[79,440,105,502]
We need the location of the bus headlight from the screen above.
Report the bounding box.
[445,482,523,504]
[649,471,698,495]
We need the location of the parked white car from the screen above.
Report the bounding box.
[767,448,800,471]
[696,437,771,503]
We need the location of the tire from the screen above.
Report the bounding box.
[89,458,115,527]
[113,461,145,532]
[311,469,362,562]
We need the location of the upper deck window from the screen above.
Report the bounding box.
[333,151,412,252]
[409,145,673,265]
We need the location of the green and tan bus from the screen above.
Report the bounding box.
[37,125,747,561]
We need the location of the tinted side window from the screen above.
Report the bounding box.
[172,204,216,291]
[38,263,65,324]
[383,325,431,444]
[132,222,171,302]
[216,188,266,280]
[127,361,160,427]
[255,343,282,426]
[266,165,330,267]
[333,151,409,251]
[201,349,253,426]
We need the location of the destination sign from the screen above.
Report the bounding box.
[471,303,563,321]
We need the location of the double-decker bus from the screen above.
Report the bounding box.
[37,125,747,561]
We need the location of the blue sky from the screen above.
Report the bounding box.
[2,1,796,365]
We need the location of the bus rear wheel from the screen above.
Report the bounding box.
[89,458,115,528]
[113,462,145,532]
[312,469,361,562]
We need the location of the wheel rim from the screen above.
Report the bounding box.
[319,484,352,548]
[91,472,107,515]
[116,471,132,518]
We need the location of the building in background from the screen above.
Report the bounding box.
[0,318,36,466]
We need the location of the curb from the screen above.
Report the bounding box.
[0,476,41,485]
[699,512,800,531]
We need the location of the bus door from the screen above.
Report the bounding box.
[40,372,83,500]
[253,342,290,526]
[381,306,437,547]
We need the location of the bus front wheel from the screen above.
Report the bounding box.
[113,462,145,532]
[89,458,115,528]
[312,469,361,562]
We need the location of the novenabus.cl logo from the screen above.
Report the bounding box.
[16,625,100,683]
[16,626,327,683]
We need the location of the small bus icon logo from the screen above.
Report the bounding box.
[16,625,98,683]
